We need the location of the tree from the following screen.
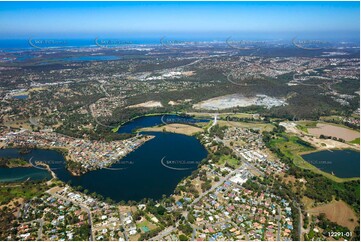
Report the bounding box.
[179,234,189,241]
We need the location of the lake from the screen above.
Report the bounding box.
[0,148,52,182]
[39,55,121,65]
[117,114,209,133]
[301,149,360,178]
[13,95,28,100]
[0,115,209,201]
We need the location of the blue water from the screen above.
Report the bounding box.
[0,39,96,51]
[55,132,208,201]
[118,114,209,133]
[47,55,121,63]
[0,115,209,201]
[0,38,161,51]
[0,149,53,182]
[301,149,360,178]
[13,95,28,100]
[0,168,50,182]
[16,54,33,61]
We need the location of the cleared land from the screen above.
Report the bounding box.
[269,131,359,182]
[140,123,203,136]
[128,101,163,108]
[307,200,359,231]
[192,94,287,110]
[218,120,274,132]
[308,123,359,141]
[281,121,359,153]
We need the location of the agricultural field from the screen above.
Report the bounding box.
[307,200,359,231]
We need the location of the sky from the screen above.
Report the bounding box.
[0,1,359,40]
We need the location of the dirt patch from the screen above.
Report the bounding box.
[281,121,358,152]
[308,123,360,141]
[46,186,63,195]
[307,200,359,231]
[140,123,203,136]
[128,101,163,108]
[118,205,137,214]
[192,94,287,110]
[218,120,274,132]
[302,197,315,210]
[0,197,24,210]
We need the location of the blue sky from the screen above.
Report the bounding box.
[0,1,359,39]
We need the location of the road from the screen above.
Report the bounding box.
[214,135,265,177]
[152,124,265,241]
[50,192,94,241]
[150,225,176,241]
[191,164,245,206]
[37,218,44,240]
[297,203,303,240]
[150,164,245,241]
[29,116,39,127]
[89,103,116,128]
[277,206,281,241]
[207,113,218,133]
[99,83,110,97]
[118,212,129,241]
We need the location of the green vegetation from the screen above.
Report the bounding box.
[0,157,29,168]
[320,115,360,130]
[350,137,360,144]
[243,176,300,241]
[111,125,120,133]
[317,213,352,240]
[296,124,308,133]
[263,125,360,214]
[178,222,193,236]
[179,234,189,241]
[304,213,353,241]
[297,121,317,128]
[72,223,91,240]
[0,180,49,205]
[138,227,163,241]
[218,119,274,132]
[263,125,358,182]
[209,124,228,139]
[218,155,240,168]
[0,206,16,240]
[288,165,360,213]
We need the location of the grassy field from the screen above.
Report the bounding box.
[296,124,308,133]
[136,219,157,230]
[218,113,256,119]
[218,155,240,168]
[350,137,360,144]
[270,133,359,183]
[218,120,274,132]
[0,182,48,204]
[297,121,318,129]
